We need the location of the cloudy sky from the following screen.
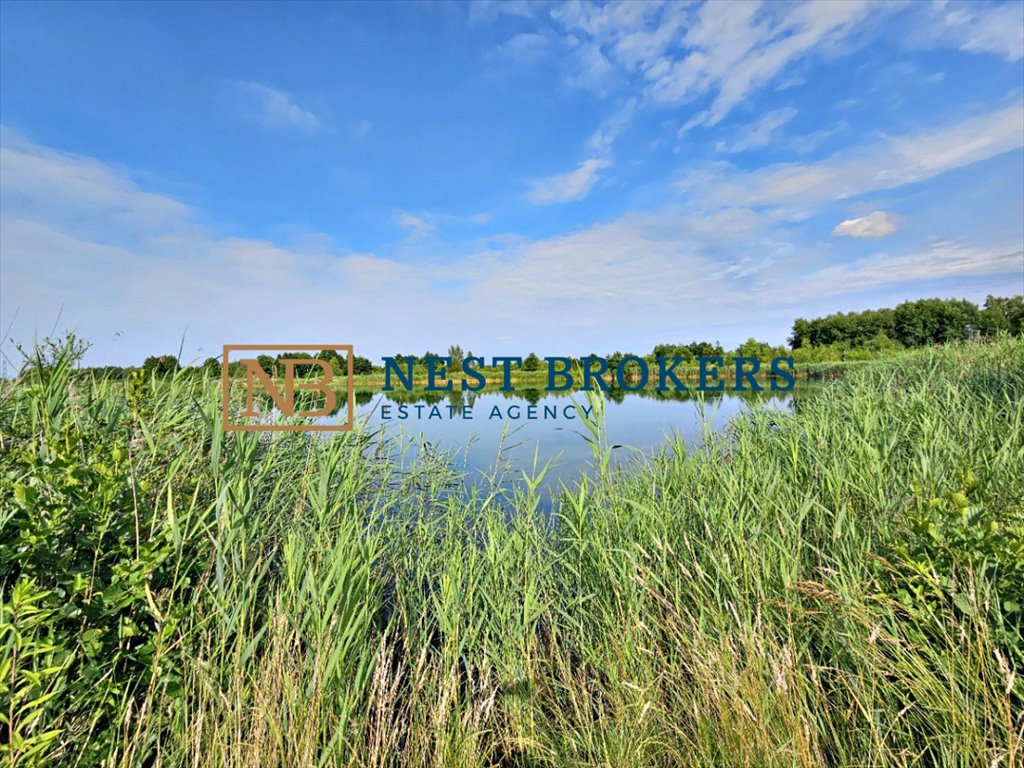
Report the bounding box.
[1,0,1022,366]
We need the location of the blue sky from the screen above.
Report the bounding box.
[1,0,1022,367]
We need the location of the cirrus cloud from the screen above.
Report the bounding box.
[832,210,897,239]
[230,81,322,131]
[527,157,611,204]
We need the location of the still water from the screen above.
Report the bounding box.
[347,387,803,502]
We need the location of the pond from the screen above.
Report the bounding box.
[345,386,808,505]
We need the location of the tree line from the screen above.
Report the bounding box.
[83,350,377,380]
[60,294,1022,380]
[790,295,1022,349]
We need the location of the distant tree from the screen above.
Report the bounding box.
[980,295,1024,336]
[142,354,180,376]
[860,308,897,344]
[732,338,781,360]
[650,341,723,359]
[226,360,247,377]
[523,352,542,371]
[77,365,130,380]
[276,351,314,363]
[256,354,276,376]
[893,298,980,346]
[415,352,440,371]
[791,298,985,350]
[272,351,316,376]
[316,349,343,376]
[651,343,685,359]
[202,357,220,377]
[687,341,724,358]
[789,318,811,349]
[448,344,463,372]
[863,332,904,355]
[311,349,372,376]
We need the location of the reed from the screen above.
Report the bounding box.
[1,337,1021,767]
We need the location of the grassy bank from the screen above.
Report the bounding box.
[2,338,1022,767]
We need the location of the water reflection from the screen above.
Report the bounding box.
[347,385,812,505]
[245,384,815,506]
[369,383,799,407]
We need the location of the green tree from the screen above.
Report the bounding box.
[789,318,811,349]
[863,332,904,355]
[651,343,686,359]
[791,298,986,350]
[894,298,980,346]
[316,349,339,369]
[687,341,724,358]
[448,345,463,372]
[141,354,180,376]
[256,354,276,376]
[523,352,542,371]
[650,341,723,359]
[273,351,316,377]
[980,295,1024,336]
[732,338,781,360]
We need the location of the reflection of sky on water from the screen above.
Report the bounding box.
[335,388,800,505]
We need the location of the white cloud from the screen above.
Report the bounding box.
[532,98,642,206]
[697,103,1024,209]
[492,32,551,65]
[787,122,845,153]
[486,0,1020,142]
[832,210,897,238]
[0,131,430,364]
[395,212,435,238]
[528,158,610,204]
[701,2,872,125]
[918,1,1024,62]
[776,73,808,90]
[886,104,1024,180]
[955,3,1024,61]
[725,107,798,152]
[563,40,617,96]
[781,242,1023,301]
[586,98,637,155]
[0,128,187,232]
[548,0,874,126]
[2,131,1019,363]
[677,110,711,139]
[231,81,321,130]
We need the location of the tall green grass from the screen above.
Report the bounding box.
[1,338,1021,767]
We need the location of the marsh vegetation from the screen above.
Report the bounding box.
[1,336,1022,767]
